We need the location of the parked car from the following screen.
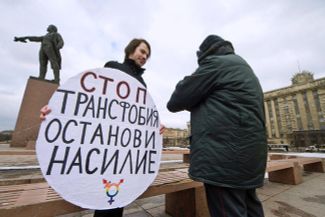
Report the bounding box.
[163,146,189,151]
[305,145,318,152]
[267,144,289,152]
[319,144,325,153]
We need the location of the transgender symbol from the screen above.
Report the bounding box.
[102,179,124,205]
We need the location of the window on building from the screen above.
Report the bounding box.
[303,91,314,130]
[284,97,292,132]
[312,90,325,129]
[292,95,300,115]
[267,100,276,138]
[267,101,273,118]
[274,99,283,135]
[313,90,322,112]
[292,95,303,130]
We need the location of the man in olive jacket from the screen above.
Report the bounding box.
[167,35,267,217]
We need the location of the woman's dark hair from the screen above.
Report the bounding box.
[124,38,151,59]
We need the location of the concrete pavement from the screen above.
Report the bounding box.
[1,143,325,217]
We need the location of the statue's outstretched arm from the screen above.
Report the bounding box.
[14,37,28,43]
[26,36,43,42]
[14,36,43,43]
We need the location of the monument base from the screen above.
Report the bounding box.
[11,77,59,148]
[29,76,60,84]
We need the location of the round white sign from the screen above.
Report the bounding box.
[36,68,162,209]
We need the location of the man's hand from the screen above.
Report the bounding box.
[40,105,51,120]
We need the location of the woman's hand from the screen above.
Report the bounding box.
[159,124,166,135]
[40,105,51,120]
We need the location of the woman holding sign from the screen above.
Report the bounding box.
[95,39,151,217]
[41,38,165,217]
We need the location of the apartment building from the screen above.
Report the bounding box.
[264,71,325,147]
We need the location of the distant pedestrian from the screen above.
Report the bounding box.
[167,34,267,217]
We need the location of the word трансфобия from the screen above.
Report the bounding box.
[41,70,160,177]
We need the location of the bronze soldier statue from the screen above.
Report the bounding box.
[14,25,64,84]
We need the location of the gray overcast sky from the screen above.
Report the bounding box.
[1,0,325,131]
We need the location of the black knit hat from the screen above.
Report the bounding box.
[199,35,225,53]
[197,34,234,63]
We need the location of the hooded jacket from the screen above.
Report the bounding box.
[167,36,267,189]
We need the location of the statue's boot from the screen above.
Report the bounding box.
[53,69,60,84]
[39,66,47,80]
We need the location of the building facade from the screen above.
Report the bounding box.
[264,71,325,147]
[163,127,189,148]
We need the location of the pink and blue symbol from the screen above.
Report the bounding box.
[102,179,124,205]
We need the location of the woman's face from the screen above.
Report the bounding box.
[128,42,150,67]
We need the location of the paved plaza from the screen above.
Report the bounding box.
[1,143,325,217]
